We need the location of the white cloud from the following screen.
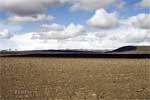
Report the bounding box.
[0,0,62,16]
[70,0,115,11]
[32,23,85,40]
[137,0,150,8]
[0,31,99,50]
[0,27,150,50]
[0,29,13,39]
[87,9,119,29]
[106,28,149,43]
[115,0,126,9]
[1,12,150,50]
[60,0,125,11]
[41,23,64,31]
[0,0,125,15]
[128,13,150,29]
[1,0,150,50]
[94,28,150,49]
[9,33,58,50]
[8,14,54,24]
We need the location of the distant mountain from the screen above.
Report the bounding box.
[0,49,106,55]
[1,46,150,58]
[112,46,150,54]
[112,46,137,52]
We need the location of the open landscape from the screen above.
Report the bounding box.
[0,0,150,100]
[1,57,150,100]
[1,46,150,100]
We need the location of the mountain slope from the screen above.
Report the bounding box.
[112,46,150,54]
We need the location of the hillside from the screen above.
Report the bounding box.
[0,46,150,58]
[112,46,150,54]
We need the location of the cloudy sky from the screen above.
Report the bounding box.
[0,0,150,50]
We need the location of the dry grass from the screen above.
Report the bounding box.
[0,57,150,100]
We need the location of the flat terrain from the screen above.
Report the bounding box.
[0,58,150,100]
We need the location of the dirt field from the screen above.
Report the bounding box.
[0,57,150,100]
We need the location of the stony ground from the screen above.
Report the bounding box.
[0,57,150,100]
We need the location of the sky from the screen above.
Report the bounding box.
[0,0,150,50]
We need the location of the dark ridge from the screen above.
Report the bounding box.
[26,50,93,53]
[1,54,150,58]
[112,46,137,52]
[0,50,104,54]
[1,46,150,58]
